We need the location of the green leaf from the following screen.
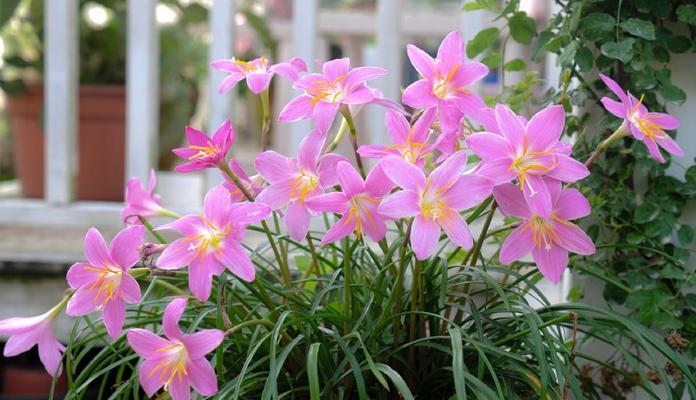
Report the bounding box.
[508,12,536,44]
[375,364,415,400]
[307,343,321,400]
[579,12,615,42]
[504,58,526,71]
[481,51,502,68]
[634,202,659,224]
[532,30,554,61]
[678,225,694,245]
[620,18,655,40]
[575,47,593,71]
[449,328,467,400]
[462,0,496,11]
[601,39,636,63]
[467,27,500,58]
[676,4,696,25]
[653,313,683,329]
[0,0,20,29]
[660,83,686,104]
[557,41,579,67]
[666,35,691,53]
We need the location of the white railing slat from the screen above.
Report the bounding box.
[289,0,318,152]
[44,0,78,204]
[126,0,159,182]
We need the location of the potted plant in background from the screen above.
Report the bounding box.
[0,0,206,200]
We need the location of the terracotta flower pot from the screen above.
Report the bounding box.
[5,84,126,201]
[2,366,67,396]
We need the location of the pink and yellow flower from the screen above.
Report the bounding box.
[172,120,234,172]
[254,130,347,241]
[357,108,436,165]
[211,56,307,94]
[379,152,493,260]
[403,31,488,137]
[121,169,166,225]
[466,104,588,218]
[66,226,145,338]
[599,73,683,163]
[0,305,66,377]
[127,298,223,400]
[278,58,387,134]
[494,181,595,283]
[156,186,270,301]
[305,161,392,244]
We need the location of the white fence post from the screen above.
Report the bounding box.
[44,0,78,204]
[126,0,159,182]
[289,0,318,152]
[207,0,235,189]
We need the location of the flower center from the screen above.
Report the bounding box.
[432,65,469,100]
[345,194,379,237]
[186,217,230,260]
[510,147,556,195]
[187,141,222,161]
[420,185,453,221]
[234,57,267,74]
[288,172,320,202]
[307,75,347,104]
[84,263,123,305]
[385,128,428,163]
[524,215,560,251]
[151,341,189,388]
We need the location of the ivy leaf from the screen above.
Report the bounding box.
[579,12,615,42]
[462,0,496,12]
[504,58,526,72]
[653,312,683,329]
[508,12,536,44]
[575,46,593,71]
[481,51,502,69]
[660,83,686,104]
[620,18,655,41]
[557,41,579,67]
[600,39,635,63]
[678,225,694,245]
[676,4,696,25]
[634,202,659,224]
[466,27,500,58]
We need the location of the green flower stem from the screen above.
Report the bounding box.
[340,107,367,179]
[584,121,628,167]
[300,234,321,288]
[326,117,349,153]
[392,221,412,349]
[218,162,291,287]
[138,216,167,244]
[342,237,352,335]
[154,279,189,296]
[224,319,276,336]
[260,89,272,151]
[159,208,181,219]
[48,291,73,319]
[408,259,421,370]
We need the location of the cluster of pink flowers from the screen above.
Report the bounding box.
[0,30,683,399]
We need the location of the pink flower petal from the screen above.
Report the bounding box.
[406,44,436,79]
[305,192,350,214]
[343,66,387,88]
[110,225,145,270]
[184,126,211,147]
[493,184,531,219]
[66,286,98,316]
[658,135,685,157]
[526,105,564,151]
[337,161,365,197]
[429,150,469,191]
[210,60,242,73]
[0,315,47,335]
[313,101,340,134]
[163,298,187,340]
[552,220,595,255]
[188,256,217,301]
[466,132,513,161]
[187,358,219,396]
[298,130,324,172]
[357,144,391,159]
[379,190,421,219]
[278,95,313,122]
[320,215,356,245]
[443,174,493,210]
[215,239,255,282]
[554,188,591,220]
[181,329,224,360]
[360,210,387,243]
[318,154,350,188]
[450,91,487,118]
[246,72,272,94]
[322,58,350,81]
[598,73,628,104]
[212,119,234,150]
[547,155,590,183]
[84,227,113,267]
[523,175,552,219]
[364,163,393,198]
[451,62,488,88]
[127,328,170,358]
[37,330,63,377]
[167,373,191,400]
[642,138,666,163]
[494,104,526,149]
[342,84,376,104]
[500,224,535,264]
[218,73,245,93]
[647,112,680,130]
[269,57,306,81]
[380,157,426,192]
[66,262,98,288]
[103,298,126,339]
[119,274,142,304]
[402,80,437,109]
[436,31,464,72]
[229,202,271,227]
[600,97,627,118]
[532,245,568,284]
[157,215,205,237]
[412,107,437,143]
[138,358,166,396]
[476,158,516,185]
[385,109,411,144]
[411,215,441,260]
[3,331,38,357]
[286,201,311,241]
[156,238,196,270]
[204,186,232,228]
[256,181,293,210]
[255,151,299,183]
[440,214,473,249]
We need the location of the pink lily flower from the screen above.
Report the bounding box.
[211,56,307,94]
[221,159,265,203]
[127,298,223,400]
[403,31,488,136]
[255,130,347,241]
[305,161,392,244]
[66,226,145,338]
[156,186,270,301]
[357,108,436,165]
[172,119,234,172]
[379,152,493,260]
[599,73,683,163]
[0,307,65,377]
[494,181,595,283]
[278,58,387,134]
[466,104,589,218]
[121,169,165,225]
